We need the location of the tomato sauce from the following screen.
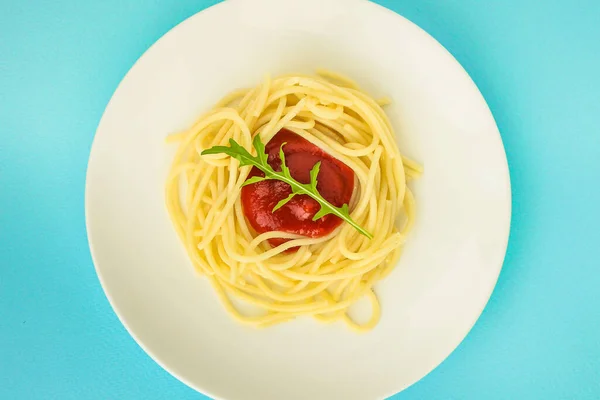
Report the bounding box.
[241,129,355,248]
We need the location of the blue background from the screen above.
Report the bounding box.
[1,0,599,398]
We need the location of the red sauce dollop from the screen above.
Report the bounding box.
[241,129,354,248]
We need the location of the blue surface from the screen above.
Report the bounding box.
[1,0,599,398]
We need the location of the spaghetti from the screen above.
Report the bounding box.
[165,71,420,332]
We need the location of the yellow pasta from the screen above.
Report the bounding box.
[165,71,419,332]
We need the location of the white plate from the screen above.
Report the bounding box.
[85,0,511,399]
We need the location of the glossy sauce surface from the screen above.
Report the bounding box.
[241,129,354,247]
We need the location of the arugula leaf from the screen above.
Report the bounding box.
[201,136,373,239]
[241,175,269,187]
[272,193,296,212]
